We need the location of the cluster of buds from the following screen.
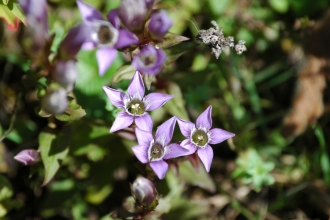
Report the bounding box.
[19,0,88,116]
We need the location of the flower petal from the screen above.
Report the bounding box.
[107,9,120,29]
[77,0,104,24]
[110,111,134,132]
[115,29,140,48]
[180,139,197,155]
[196,105,212,130]
[135,128,154,147]
[155,116,176,145]
[102,86,127,108]
[144,93,173,111]
[177,118,195,138]
[96,47,117,76]
[132,145,149,163]
[163,143,189,159]
[82,41,96,50]
[128,71,145,97]
[135,114,153,132]
[150,160,168,179]
[209,128,235,144]
[197,145,213,172]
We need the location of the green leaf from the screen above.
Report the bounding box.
[39,126,72,186]
[2,0,9,5]
[55,100,86,121]
[178,160,216,193]
[111,65,136,83]
[164,41,197,65]
[85,184,113,204]
[0,2,25,28]
[156,32,190,49]
[35,107,52,118]
[0,175,13,201]
[163,82,189,120]
[268,0,289,13]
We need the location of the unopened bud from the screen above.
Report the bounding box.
[53,61,77,91]
[58,24,89,60]
[148,10,173,40]
[130,177,159,210]
[41,88,68,115]
[14,149,40,165]
[118,0,148,32]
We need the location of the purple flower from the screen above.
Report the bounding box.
[118,0,149,32]
[132,45,166,75]
[14,149,40,165]
[132,117,188,179]
[103,71,173,133]
[177,106,235,172]
[148,10,173,40]
[77,0,139,76]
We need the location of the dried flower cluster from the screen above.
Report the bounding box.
[196,21,247,59]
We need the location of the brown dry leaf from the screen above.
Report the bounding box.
[281,11,330,139]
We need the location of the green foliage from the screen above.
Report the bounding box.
[232,149,275,192]
[39,126,72,185]
[0,1,25,27]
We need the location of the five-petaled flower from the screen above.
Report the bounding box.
[77,0,139,76]
[103,71,173,132]
[132,117,189,179]
[132,44,166,76]
[177,106,235,172]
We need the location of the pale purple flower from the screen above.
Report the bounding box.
[132,117,189,179]
[77,0,139,76]
[118,0,149,32]
[148,10,173,40]
[132,44,166,75]
[14,149,40,165]
[177,106,235,172]
[103,71,173,133]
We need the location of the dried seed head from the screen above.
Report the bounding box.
[196,21,247,59]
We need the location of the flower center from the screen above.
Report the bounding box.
[149,142,164,160]
[98,25,114,44]
[91,20,119,46]
[127,100,145,116]
[141,55,155,67]
[191,129,209,147]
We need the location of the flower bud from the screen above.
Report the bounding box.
[145,0,155,10]
[148,10,173,40]
[58,24,89,60]
[132,44,166,75]
[52,61,77,91]
[118,0,148,32]
[19,0,48,51]
[14,149,40,166]
[41,88,68,115]
[130,177,159,210]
